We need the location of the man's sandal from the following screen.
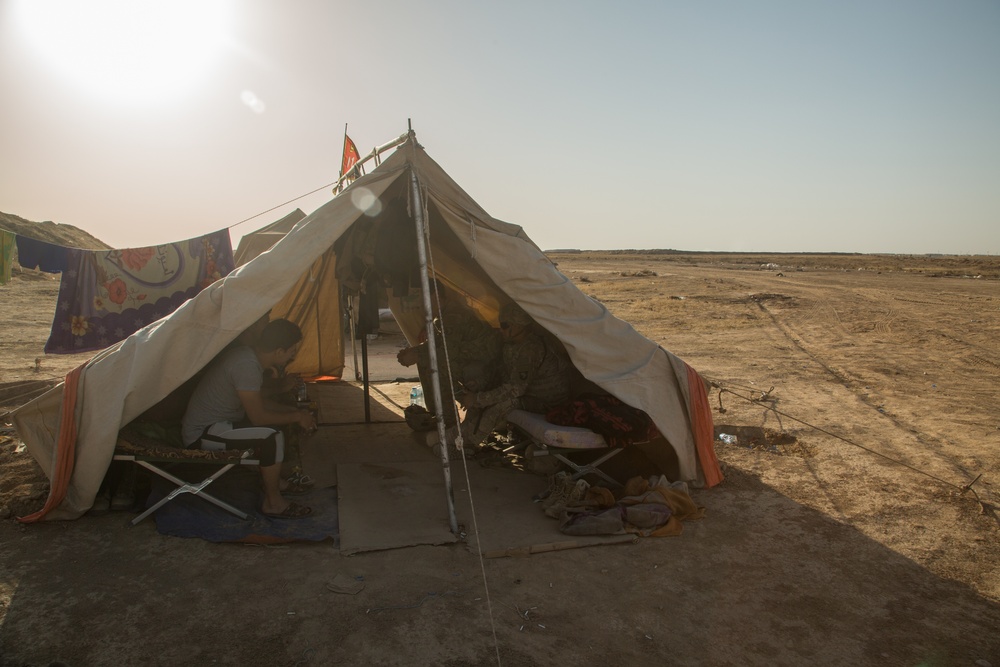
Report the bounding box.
[286,472,314,488]
[260,502,312,519]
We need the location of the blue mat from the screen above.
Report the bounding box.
[146,465,339,544]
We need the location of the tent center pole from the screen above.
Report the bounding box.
[409,169,459,535]
[360,334,371,422]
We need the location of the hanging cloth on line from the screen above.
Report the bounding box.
[44,230,235,354]
[0,230,15,285]
[15,235,70,273]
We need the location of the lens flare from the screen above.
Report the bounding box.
[350,188,383,217]
[240,90,266,114]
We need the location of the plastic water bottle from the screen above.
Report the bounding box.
[409,385,425,408]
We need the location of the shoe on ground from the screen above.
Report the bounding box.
[540,472,572,510]
[405,405,437,432]
[542,476,589,518]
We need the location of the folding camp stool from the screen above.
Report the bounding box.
[505,409,623,489]
[114,427,263,526]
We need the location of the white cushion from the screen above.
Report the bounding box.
[506,409,607,449]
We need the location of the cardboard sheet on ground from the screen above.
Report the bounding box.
[337,461,459,555]
[304,380,636,556]
[335,456,637,557]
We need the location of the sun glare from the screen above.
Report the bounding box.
[13,0,232,106]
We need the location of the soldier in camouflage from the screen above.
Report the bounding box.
[455,302,573,447]
[397,284,502,425]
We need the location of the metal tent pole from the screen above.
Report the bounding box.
[361,333,371,423]
[409,159,458,535]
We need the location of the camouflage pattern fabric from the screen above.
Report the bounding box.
[460,332,574,445]
[467,332,571,410]
[416,303,501,417]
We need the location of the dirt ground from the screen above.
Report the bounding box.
[1,252,999,667]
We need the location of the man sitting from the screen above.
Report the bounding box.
[181,318,317,519]
[397,281,501,426]
[446,303,573,451]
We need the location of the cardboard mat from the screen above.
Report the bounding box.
[335,454,637,557]
[303,380,637,557]
[337,461,459,555]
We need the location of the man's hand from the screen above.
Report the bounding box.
[297,409,317,433]
[396,346,419,367]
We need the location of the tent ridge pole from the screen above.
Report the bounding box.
[334,132,410,192]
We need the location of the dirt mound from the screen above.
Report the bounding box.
[0,211,110,250]
[1,210,110,281]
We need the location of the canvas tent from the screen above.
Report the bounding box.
[13,130,721,522]
[232,207,307,265]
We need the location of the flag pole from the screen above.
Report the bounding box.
[337,124,349,193]
[340,123,362,386]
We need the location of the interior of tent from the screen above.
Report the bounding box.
[257,166,541,381]
[12,130,720,546]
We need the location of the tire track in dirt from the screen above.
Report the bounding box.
[872,307,895,335]
[748,295,981,487]
[892,296,948,306]
[965,354,1000,372]
[750,296,866,393]
[932,331,1000,376]
[852,288,902,336]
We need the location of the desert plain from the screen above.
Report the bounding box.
[1,250,999,666]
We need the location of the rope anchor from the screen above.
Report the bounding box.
[708,379,994,519]
[960,473,982,495]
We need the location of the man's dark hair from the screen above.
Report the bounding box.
[257,318,302,352]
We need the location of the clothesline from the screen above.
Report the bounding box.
[0,176,340,253]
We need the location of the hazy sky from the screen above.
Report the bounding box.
[1,0,997,254]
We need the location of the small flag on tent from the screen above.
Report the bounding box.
[341,134,360,178]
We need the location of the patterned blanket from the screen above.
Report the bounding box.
[545,393,660,449]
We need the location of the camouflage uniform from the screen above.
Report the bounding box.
[415,303,501,423]
[460,331,573,445]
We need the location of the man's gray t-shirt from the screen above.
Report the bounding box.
[181,346,264,446]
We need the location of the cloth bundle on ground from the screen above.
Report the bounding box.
[545,393,660,448]
[558,475,704,537]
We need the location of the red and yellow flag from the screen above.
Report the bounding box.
[341,134,360,177]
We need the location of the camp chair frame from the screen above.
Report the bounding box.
[505,409,624,489]
[113,449,260,526]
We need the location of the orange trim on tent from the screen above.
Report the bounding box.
[686,363,724,488]
[17,363,86,523]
